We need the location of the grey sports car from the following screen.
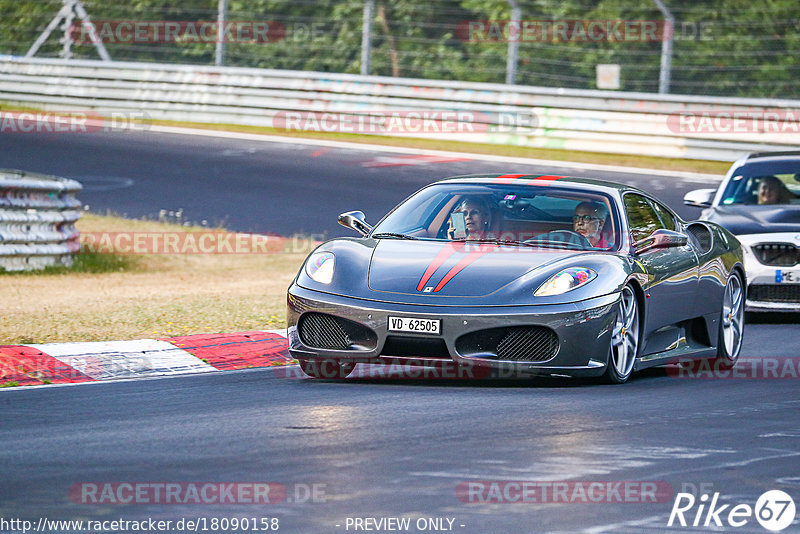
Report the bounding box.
[287,174,745,383]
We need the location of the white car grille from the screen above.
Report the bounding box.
[752,243,799,266]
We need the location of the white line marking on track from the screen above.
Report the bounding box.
[362,154,473,167]
[145,125,723,181]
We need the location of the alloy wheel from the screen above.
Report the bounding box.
[610,285,639,380]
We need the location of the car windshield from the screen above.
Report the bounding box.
[370,183,621,251]
[720,163,800,206]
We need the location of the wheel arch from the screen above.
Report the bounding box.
[730,262,746,294]
[625,276,646,348]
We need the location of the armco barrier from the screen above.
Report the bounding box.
[0,169,82,271]
[1,56,799,161]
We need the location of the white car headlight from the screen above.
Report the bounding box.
[305,251,335,284]
[534,267,597,297]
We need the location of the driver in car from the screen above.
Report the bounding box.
[757,175,793,205]
[448,197,491,240]
[573,201,610,248]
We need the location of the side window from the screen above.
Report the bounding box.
[623,193,664,243]
[649,199,677,231]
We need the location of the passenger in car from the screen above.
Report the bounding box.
[573,201,610,248]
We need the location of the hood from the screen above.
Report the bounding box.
[368,240,582,297]
[296,238,630,307]
[704,205,800,235]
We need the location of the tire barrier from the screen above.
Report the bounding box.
[0,169,82,272]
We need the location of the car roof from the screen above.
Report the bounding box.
[434,174,634,195]
[744,150,800,163]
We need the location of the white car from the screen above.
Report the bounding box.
[684,151,800,311]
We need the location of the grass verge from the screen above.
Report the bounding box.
[1,213,311,344]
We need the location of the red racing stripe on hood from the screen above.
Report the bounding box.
[416,242,463,291]
[432,245,496,292]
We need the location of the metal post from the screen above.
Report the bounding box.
[60,0,77,59]
[505,0,521,85]
[73,0,111,61]
[216,0,228,66]
[26,0,110,61]
[653,0,674,94]
[61,0,75,59]
[360,0,374,76]
[26,1,74,58]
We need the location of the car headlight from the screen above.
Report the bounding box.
[305,251,335,284]
[534,267,597,296]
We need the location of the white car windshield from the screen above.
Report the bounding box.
[721,168,800,206]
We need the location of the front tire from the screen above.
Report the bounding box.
[298,358,355,379]
[715,272,744,368]
[604,285,640,384]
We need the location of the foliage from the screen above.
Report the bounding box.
[1,0,797,97]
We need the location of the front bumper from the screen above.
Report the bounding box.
[745,292,800,312]
[744,267,800,312]
[287,284,620,377]
[740,235,800,312]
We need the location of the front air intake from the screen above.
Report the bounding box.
[496,326,560,361]
[298,313,377,350]
[749,284,800,303]
[456,326,559,362]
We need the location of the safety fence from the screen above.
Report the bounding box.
[1,56,799,162]
[0,169,82,272]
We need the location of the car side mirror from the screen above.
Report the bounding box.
[634,229,689,254]
[338,210,372,236]
[683,189,716,208]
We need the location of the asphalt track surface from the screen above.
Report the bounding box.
[0,129,713,236]
[1,130,799,533]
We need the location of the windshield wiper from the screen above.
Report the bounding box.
[452,237,572,248]
[464,237,587,250]
[451,237,525,245]
[524,240,587,250]
[371,232,419,240]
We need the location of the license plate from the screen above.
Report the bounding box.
[776,270,800,284]
[388,316,441,334]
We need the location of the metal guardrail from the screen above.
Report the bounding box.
[0,169,82,272]
[1,56,799,161]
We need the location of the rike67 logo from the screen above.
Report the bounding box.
[668,490,796,531]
